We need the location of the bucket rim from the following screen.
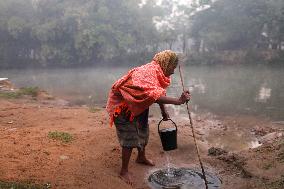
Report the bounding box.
[158,118,177,133]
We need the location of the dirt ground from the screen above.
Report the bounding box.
[0,90,283,189]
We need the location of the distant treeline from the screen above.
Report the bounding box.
[0,0,283,68]
[189,0,284,65]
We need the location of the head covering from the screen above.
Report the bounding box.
[153,50,178,75]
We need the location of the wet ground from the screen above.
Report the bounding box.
[148,167,221,189]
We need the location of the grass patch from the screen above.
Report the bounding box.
[19,87,39,97]
[89,107,101,113]
[0,92,21,99]
[0,87,39,99]
[48,131,73,143]
[0,181,51,189]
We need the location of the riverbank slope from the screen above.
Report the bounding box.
[0,85,283,189]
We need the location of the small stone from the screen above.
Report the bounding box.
[60,155,69,160]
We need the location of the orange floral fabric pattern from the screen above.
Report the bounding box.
[106,61,171,125]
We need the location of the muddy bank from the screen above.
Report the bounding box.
[0,83,283,189]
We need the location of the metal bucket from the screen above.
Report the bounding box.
[158,119,178,151]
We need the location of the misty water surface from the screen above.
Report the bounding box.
[1,65,283,121]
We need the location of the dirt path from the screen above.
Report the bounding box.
[0,98,283,189]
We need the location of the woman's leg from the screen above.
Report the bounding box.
[120,147,133,184]
[136,147,155,166]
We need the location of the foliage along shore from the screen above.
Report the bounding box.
[0,0,284,68]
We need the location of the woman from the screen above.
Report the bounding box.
[106,50,190,184]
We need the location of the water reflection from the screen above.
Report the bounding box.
[190,79,206,94]
[255,84,271,103]
[1,65,283,120]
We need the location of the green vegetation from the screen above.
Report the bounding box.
[48,131,73,143]
[19,87,39,97]
[0,0,283,67]
[0,0,162,68]
[188,0,284,64]
[0,92,22,99]
[0,181,51,189]
[0,87,39,99]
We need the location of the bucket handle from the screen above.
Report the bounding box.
[158,118,178,133]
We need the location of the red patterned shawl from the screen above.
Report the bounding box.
[106,61,171,124]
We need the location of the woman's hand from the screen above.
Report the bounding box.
[178,90,191,104]
[156,91,191,105]
[159,103,170,120]
[161,111,170,121]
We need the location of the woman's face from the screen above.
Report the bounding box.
[165,60,178,77]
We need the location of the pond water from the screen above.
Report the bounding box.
[1,64,283,121]
[148,167,221,189]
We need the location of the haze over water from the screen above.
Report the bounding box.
[1,64,283,121]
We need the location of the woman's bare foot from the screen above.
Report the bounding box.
[136,157,155,166]
[119,171,134,186]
